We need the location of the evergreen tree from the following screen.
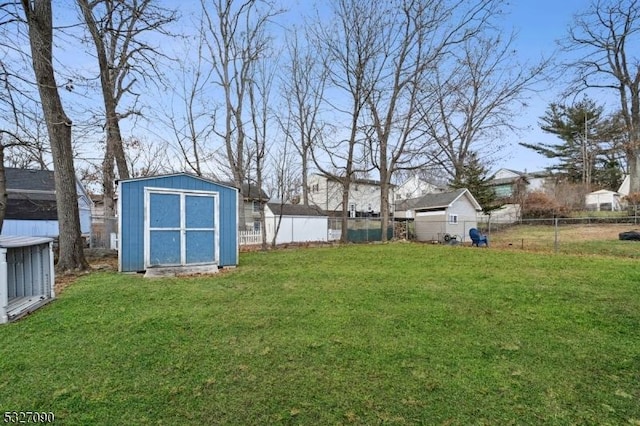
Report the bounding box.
[449,152,498,214]
[520,97,625,190]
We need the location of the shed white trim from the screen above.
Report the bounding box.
[143,187,220,268]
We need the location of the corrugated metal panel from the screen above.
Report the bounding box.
[119,174,238,272]
[0,239,54,324]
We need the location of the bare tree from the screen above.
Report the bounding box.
[564,0,640,193]
[310,0,380,242]
[20,0,88,271]
[280,31,327,206]
[364,0,508,242]
[422,30,547,184]
[76,0,177,218]
[247,56,277,250]
[200,0,282,230]
[266,131,300,247]
[154,20,219,177]
[0,7,48,230]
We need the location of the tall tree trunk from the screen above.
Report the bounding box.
[77,0,130,218]
[0,145,6,234]
[22,0,88,271]
[628,153,640,194]
[340,179,350,243]
[379,173,390,243]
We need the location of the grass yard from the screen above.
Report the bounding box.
[1,243,639,424]
[488,223,640,257]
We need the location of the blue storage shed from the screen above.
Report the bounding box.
[118,174,238,274]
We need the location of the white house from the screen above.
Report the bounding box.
[585,189,622,211]
[489,168,548,198]
[265,203,328,245]
[411,188,482,243]
[395,176,445,201]
[307,173,395,217]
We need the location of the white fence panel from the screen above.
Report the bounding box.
[239,230,262,246]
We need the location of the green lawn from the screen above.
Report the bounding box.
[1,244,639,425]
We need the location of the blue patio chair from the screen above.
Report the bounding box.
[469,228,488,247]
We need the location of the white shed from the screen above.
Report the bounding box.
[265,203,328,245]
[412,189,482,243]
[585,189,622,211]
[0,236,55,324]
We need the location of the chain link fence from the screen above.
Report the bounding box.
[91,216,118,249]
[328,217,415,243]
[93,213,640,257]
[478,215,640,256]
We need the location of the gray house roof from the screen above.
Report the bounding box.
[5,168,57,220]
[240,183,269,201]
[219,181,269,200]
[267,203,326,217]
[6,168,55,191]
[412,188,482,211]
[4,168,93,221]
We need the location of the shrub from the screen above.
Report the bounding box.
[521,190,570,218]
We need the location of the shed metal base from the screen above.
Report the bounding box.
[144,264,219,278]
[7,296,52,322]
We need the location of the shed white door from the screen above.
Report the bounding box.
[144,189,219,267]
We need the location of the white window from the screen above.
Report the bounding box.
[449,214,458,224]
[253,221,261,231]
[253,200,260,213]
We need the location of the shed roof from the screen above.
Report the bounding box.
[588,189,619,195]
[120,173,267,200]
[119,172,236,189]
[412,188,482,211]
[267,203,327,217]
[0,235,53,247]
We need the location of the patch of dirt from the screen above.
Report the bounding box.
[54,249,118,295]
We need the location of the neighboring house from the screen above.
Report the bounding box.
[618,174,630,197]
[488,168,548,199]
[1,168,92,239]
[395,176,446,201]
[307,173,395,217]
[411,188,482,243]
[265,203,328,245]
[585,189,622,211]
[229,183,270,231]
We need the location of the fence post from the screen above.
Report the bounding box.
[554,216,559,253]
